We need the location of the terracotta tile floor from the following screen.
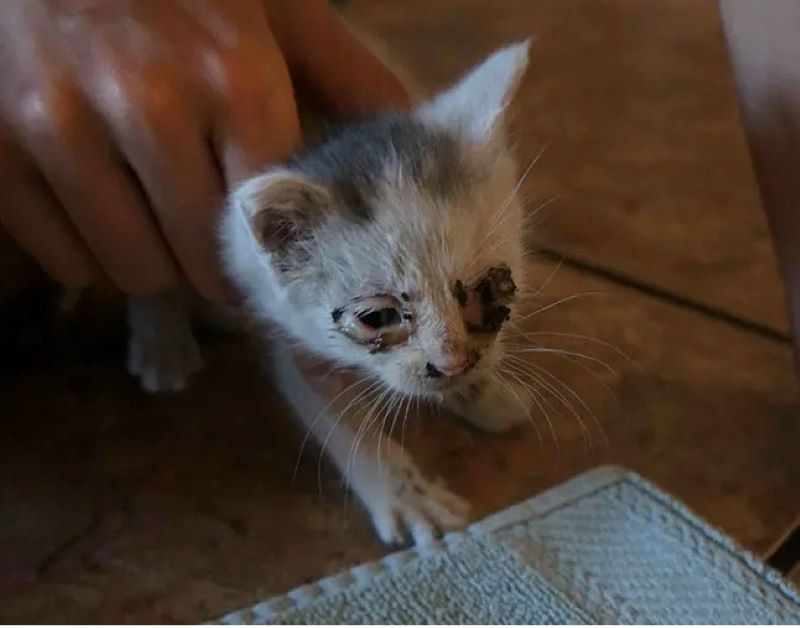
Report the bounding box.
[1,0,798,622]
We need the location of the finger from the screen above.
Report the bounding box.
[102,82,234,303]
[209,23,301,186]
[265,0,411,119]
[16,88,179,295]
[0,142,97,288]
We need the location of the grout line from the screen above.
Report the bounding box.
[767,527,800,576]
[535,246,793,346]
[789,563,800,586]
[766,516,800,575]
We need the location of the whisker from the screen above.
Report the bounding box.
[506,323,639,368]
[497,367,560,461]
[319,363,348,382]
[527,359,610,448]
[478,143,550,249]
[502,363,561,448]
[478,196,566,263]
[366,388,398,475]
[493,368,543,447]
[529,259,564,300]
[377,391,404,471]
[506,335,621,408]
[504,356,592,451]
[346,385,392,483]
[340,389,383,510]
[505,345,618,376]
[523,192,569,227]
[409,393,421,447]
[395,394,414,453]
[506,354,608,449]
[505,368,564,431]
[372,389,402,472]
[293,374,371,484]
[388,393,411,455]
[553,352,621,407]
[315,379,384,494]
[516,291,607,321]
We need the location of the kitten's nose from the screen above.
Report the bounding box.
[426,351,477,378]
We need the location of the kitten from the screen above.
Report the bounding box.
[128,42,535,545]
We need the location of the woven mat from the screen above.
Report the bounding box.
[216,466,800,624]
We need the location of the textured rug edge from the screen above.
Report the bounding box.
[625,471,800,607]
[215,466,626,624]
[466,465,626,535]
[214,465,800,624]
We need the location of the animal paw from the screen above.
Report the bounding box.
[360,454,470,547]
[127,330,203,394]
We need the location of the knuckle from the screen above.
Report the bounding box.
[16,83,86,145]
[215,46,259,88]
[105,72,187,139]
[219,48,293,109]
[232,84,299,157]
[209,42,298,122]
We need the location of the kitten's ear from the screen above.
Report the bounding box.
[417,40,531,143]
[231,169,329,254]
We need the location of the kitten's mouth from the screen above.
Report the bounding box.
[385,372,473,400]
[422,368,483,396]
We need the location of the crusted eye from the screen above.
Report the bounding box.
[358,307,401,330]
[333,295,411,349]
[458,264,517,334]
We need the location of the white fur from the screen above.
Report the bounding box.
[418,40,531,142]
[129,42,534,546]
[221,42,532,397]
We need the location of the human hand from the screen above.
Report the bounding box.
[0,0,408,302]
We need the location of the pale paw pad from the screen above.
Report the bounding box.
[127,332,203,393]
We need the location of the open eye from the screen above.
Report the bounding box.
[358,307,401,330]
[333,295,411,348]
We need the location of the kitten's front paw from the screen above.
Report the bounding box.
[127,331,203,394]
[360,453,470,547]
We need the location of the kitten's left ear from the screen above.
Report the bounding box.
[230,168,329,256]
[416,40,531,143]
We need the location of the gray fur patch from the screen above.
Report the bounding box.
[290,113,470,222]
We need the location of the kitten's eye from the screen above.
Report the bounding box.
[358,307,401,330]
[333,295,412,348]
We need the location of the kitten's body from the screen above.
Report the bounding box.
[127,42,534,545]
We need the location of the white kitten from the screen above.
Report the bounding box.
[128,42,534,545]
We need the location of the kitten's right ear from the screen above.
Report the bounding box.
[417,40,531,144]
[231,169,330,254]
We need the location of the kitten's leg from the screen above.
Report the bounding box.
[444,377,533,433]
[127,288,203,393]
[272,343,469,546]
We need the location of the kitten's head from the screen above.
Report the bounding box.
[222,42,531,399]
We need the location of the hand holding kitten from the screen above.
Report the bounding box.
[0,0,408,302]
